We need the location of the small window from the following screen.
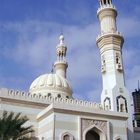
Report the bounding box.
[66,96,69,99]
[116,57,119,64]
[58,94,61,98]
[61,132,73,140]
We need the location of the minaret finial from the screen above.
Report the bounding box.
[59,34,65,45]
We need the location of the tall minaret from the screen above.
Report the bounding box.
[96,0,134,139]
[97,0,127,112]
[54,34,68,78]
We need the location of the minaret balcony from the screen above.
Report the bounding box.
[96,30,122,41]
[97,4,116,14]
[96,31,124,51]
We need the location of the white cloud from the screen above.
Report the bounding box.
[1,14,140,102]
[123,46,140,93]
[0,20,102,101]
[118,17,140,38]
[73,87,101,103]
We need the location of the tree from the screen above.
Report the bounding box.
[0,111,35,140]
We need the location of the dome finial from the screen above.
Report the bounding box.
[59,34,64,45]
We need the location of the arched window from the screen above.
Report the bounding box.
[61,132,73,140]
[116,95,128,113]
[57,94,61,98]
[104,97,111,110]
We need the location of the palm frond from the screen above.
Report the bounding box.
[0,111,34,140]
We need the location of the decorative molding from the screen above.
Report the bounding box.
[0,88,104,111]
[81,118,107,140]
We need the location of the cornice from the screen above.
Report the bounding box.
[37,102,128,122]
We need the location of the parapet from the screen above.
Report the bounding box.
[0,88,103,110]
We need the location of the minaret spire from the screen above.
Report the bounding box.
[54,34,68,78]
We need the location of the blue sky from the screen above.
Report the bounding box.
[0,0,140,102]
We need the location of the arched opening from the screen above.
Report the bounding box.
[116,95,128,113]
[104,97,111,110]
[61,132,73,140]
[64,134,70,140]
[86,129,100,140]
[83,125,106,140]
[103,0,107,4]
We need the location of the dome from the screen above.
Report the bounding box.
[29,73,73,98]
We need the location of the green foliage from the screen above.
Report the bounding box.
[0,111,35,140]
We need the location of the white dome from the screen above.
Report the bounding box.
[29,73,72,98]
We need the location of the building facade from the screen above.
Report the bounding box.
[132,89,140,140]
[0,0,136,140]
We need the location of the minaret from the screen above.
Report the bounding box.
[96,0,134,139]
[54,34,68,78]
[97,0,127,112]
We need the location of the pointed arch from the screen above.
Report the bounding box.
[83,124,106,140]
[61,132,74,140]
[114,135,122,140]
[116,95,128,113]
[104,97,111,110]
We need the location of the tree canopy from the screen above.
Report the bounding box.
[0,111,35,140]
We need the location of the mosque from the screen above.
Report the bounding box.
[0,0,139,140]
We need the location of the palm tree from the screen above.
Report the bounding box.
[0,111,35,140]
